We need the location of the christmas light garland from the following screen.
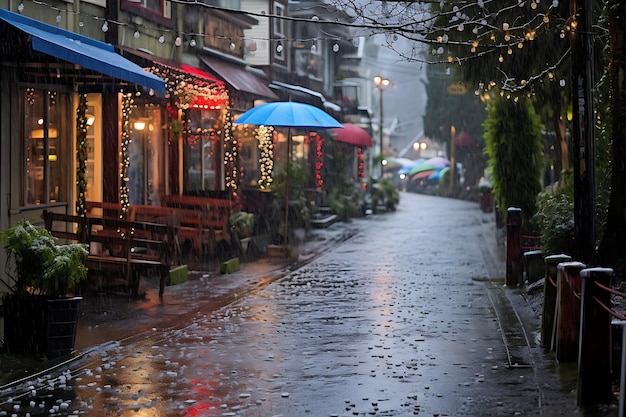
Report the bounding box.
[357,147,365,181]
[257,125,274,190]
[310,132,323,191]
[120,93,134,218]
[222,103,238,194]
[148,63,228,109]
[76,93,89,217]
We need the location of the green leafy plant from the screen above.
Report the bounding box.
[368,177,400,213]
[0,220,88,298]
[230,211,255,238]
[532,175,575,257]
[483,94,544,230]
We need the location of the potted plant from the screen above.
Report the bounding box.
[230,211,255,240]
[0,219,88,358]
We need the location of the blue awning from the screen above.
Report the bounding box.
[0,9,165,93]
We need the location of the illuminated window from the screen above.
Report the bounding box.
[24,88,68,206]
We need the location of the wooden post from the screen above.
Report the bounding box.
[578,267,614,407]
[506,207,522,287]
[541,254,572,347]
[555,262,586,362]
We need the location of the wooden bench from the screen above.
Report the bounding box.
[128,205,182,263]
[43,210,172,299]
[86,200,123,219]
[161,195,235,257]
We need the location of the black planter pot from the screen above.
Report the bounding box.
[3,295,82,358]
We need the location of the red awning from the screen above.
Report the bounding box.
[331,123,373,147]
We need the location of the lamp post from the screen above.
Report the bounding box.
[373,75,390,179]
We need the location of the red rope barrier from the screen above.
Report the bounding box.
[594,280,626,298]
[592,295,626,321]
[547,274,557,288]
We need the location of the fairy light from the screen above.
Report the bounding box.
[311,133,323,190]
[76,93,88,217]
[257,125,274,189]
[222,101,238,193]
[357,147,365,181]
[148,62,228,110]
[120,93,134,219]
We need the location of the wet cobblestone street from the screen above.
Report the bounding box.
[0,193,582,416]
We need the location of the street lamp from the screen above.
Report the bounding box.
[373,75,390,179]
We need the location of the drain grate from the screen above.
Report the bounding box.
[484,280,533,369]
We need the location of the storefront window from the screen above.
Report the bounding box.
[184,109,221,192]
[237,125,260,188]
[24,88,68,206]
[128,104,164,205]
[84,94,102,202]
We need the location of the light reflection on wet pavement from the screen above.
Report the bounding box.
[0,193,581,416]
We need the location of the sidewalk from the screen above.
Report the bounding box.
[0,219,363,386]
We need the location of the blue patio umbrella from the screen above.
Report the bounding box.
[234,101,343,129]
[234,101,342,247]
[428,166,450,180]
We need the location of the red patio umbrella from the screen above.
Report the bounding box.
[411,170,437,181]
[331,123,373,147]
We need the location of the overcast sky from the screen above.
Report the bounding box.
[368,34,429,154]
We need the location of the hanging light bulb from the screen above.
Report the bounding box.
[102,20,108,32]
[17,1,24,13]
[276,43,283,53]
[134,30,140,39]
[56,12,62,23]
[159,34,165,43]
[310,44,316,53]
[332,43,339,53]
[230,41,236,50]
[190,38,196,47]
[175,36,182,47]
